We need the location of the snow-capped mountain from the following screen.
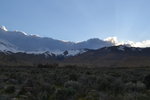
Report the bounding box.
[0,26,114,55]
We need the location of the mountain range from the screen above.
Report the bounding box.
[0,26,150,67]
[0,26,113,54]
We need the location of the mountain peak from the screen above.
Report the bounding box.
[0,26,8,31]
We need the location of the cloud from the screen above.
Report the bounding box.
[104,37,150,48]
[104,37,118,44]
[129,40,150,47]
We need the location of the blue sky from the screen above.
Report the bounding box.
[0,0,150,42]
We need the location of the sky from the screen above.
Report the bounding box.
[0,0,150,42]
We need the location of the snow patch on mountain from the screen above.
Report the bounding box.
[14,30,28,36]
[67,49,86,56]
[25,49,86,56]
[0,40,18,52]
[117,46,125,51]
[0,26,8,31]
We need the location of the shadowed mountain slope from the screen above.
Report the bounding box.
[65,46,150,67]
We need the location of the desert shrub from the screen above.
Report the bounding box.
[136,93,150,100]
[110,78,125,95]
[136,81,146,92]
[125,81,146,92]
[0,65,150,100]
[6,79,18,85]
[143,74,150,89]
[64,80,81,91]
[85,90,100,100]
[79,75,97,89]
[17,86,27,96]
[122,92,150,100]
[69,73,79,81]
[4,85,15,94]
[0,95,10,100]
[40,83,55,94]
[125,81,138,92]
[55,88,76,100]
[36,91,50,100]
[24,79,34,87]
[96,75,115,91]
